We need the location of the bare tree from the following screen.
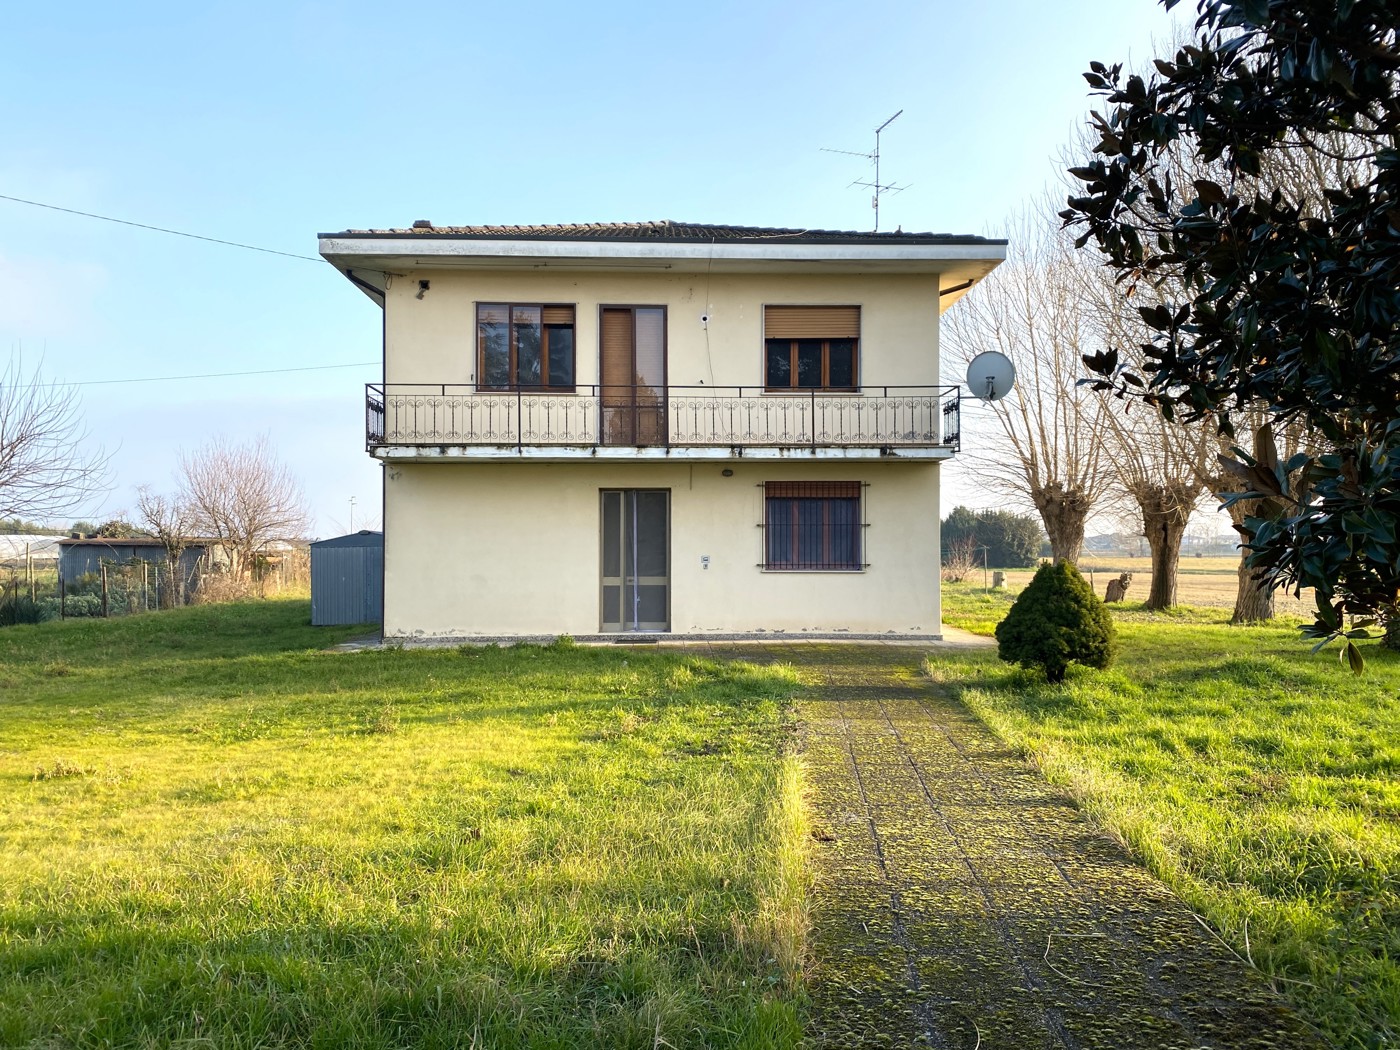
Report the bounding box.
[0,356,108,520]
[1077,260,1219,610]
[941,534,979,584]
[136,486,198,607]
[178,435,309,581]
[943,207,1115,564]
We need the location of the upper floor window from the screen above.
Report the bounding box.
[764,305,859,391]
[478,304,575,390]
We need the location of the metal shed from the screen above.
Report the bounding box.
[58,538,207,584]
[310,530,383,626]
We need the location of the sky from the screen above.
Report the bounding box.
[2,0,1192,537]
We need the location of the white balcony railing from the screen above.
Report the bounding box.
[367,384,961,452]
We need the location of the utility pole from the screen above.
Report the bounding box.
[348,496,356,533]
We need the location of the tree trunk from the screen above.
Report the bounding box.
[1033,482,1088,565]
[1137,483,1196,610]
[1225,497,1275,623]
[1384,617,1400,652]
[1231,552,1275,623]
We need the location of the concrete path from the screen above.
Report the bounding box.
[696,643,1323,1050]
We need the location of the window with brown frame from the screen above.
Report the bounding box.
[763,305,859,391]
[478,303,575,390]
[763,481,863,571]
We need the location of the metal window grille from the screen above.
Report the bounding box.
[760,481,867,571]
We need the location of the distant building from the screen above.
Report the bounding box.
[57,537,207,584]
[0,535,63,566]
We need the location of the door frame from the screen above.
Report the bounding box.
[598,488,671,633]
[598,305,668,446]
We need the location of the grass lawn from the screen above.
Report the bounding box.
[0,602,807,1049]
[935,582,1399,1049]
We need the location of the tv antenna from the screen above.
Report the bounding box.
[821,109,909,232]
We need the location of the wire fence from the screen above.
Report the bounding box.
[0,547,310,625]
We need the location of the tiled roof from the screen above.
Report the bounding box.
[321,220,1002,246]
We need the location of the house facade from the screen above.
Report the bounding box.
[319,221,1005,640]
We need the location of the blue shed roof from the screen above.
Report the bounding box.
[311,530,383,549]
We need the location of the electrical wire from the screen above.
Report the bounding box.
[0,193,321,263]
[56,361,379,388]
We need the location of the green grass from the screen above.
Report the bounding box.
[930,584,1399,1049]
[0,601,807,1049]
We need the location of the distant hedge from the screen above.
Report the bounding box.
[941,506,1044,568]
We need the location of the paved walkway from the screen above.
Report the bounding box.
[696,643,1323,1050]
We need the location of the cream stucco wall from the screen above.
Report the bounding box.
[383,459,942,638]
[382,270,940,390]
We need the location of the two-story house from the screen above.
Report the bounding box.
[319,221,1005,641]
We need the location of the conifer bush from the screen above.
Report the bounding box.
[995,560,1116,683]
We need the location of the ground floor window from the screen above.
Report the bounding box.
[763,481,864,570]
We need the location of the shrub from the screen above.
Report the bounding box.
[0,596,50,625]
[37,595,103,619]
[995,561,1116,683]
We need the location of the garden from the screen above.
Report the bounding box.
[0,593,1394,1048]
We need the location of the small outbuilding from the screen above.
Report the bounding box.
[58,537,207,584]
[310,530,383,626]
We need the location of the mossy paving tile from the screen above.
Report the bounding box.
[787,645,1325,1049]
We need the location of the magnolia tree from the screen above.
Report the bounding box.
[1063,0,1399,663]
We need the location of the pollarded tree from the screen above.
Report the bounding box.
[1063,0,1400,661]
[1075,258,1219,610]
[943,207,1115,564]
[1209,416,1316,623]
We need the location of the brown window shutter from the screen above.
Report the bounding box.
[765,481,862,499]
[600,308,634,404]
[541,304,574,325]
[764,306,860,339]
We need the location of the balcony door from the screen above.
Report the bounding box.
[600,490,670,633]
[600,307,667,446]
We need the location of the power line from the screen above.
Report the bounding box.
[60,360,378,388]
[0,193,321,263]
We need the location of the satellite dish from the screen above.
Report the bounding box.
[966,351,1016,401]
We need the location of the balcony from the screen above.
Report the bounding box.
[366,383,961,461]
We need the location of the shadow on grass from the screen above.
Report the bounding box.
[0,911,797,1049]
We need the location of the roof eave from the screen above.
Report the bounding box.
[317,234,1006,269]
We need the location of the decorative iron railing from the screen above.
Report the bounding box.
[366,384,961,452]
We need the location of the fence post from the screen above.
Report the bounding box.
[101,564,109,618]
[59,573,65,620]
[26,543,33,601]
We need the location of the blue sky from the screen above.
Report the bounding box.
[2,0,1188,535]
